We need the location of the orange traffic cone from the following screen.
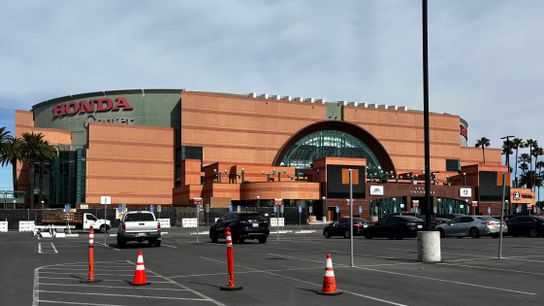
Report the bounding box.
[130,249,150,286]
[316,253,342,295]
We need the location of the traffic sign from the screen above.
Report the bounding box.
[412,200,419,208]
[298,206,303,214]
[194,197,203,206]
[100,196,111,205]
[274,198,282,206]
[157,205,162,213]
[150,205,155,213]
[471,201,478,208]
[64,204,71,213]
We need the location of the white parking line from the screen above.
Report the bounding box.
[40,282,190,291]
[38,299,126,305]
[37,290,210,301]
[199,256,406,306]
[133,260,226,306]
[162,243,178,248]
[50,242,58,254]
[169,265,323,279]
[96,242,120,252]
[438,262,544,277]
[352,266,536,296]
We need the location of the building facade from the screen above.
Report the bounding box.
[13,89,533,220]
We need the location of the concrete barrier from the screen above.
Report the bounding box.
[158,218,171,228]
[0,221,8,232]
[417,231,441,263]
[182,218,198,228]
[270,217,285,227]
[19,221,35,232]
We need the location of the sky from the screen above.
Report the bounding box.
[0,0,543,189]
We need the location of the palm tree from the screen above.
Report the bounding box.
[536,160,544,206]
[475,137,491,164]
[0,137,22,192]
[525,139,538,171]
[20,132,56,209]
[519,170,537,189]
[512,138,524,187]
[501,139,514,170]
[530,146,543,191]
[0,126,10,155]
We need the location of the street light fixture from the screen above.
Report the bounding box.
[256,195,260,210]
[40,200,44,210]
[462,172,467,186]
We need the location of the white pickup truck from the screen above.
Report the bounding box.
[116,211,161,248]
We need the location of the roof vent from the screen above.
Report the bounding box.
[282,96,292,101]
[269,94,280,100]
[304,98,315,103]
[294,97,304,102]
[249,92,257,98]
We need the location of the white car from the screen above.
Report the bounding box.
[436,215,507,238]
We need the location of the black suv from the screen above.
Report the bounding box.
[210,212,270,243]
[364,215,425,239]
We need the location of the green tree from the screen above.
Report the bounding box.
[475,137,491,164]
[512,138,524,187]
[20,132,56,209]
[501,139,514,170]
[536,161,544,205]
[525,139,538,171]
[0,137,22,192]
[0,127,10,157]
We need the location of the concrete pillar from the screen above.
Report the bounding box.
[417,231,441,263]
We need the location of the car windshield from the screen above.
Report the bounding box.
[124,213,155,222]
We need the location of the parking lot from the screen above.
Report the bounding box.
[1,226,543,305]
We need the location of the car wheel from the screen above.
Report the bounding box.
[343,231,350,239]
[117,238,126,248]
[469,227,480,239]
[364,233,373,239]
[100,225,107,233]
[155,240,161,247]
[324,230,331,238]
[210,232,218,243]
[529,229,539,238]
[238,238,245,244]
[438,229,445,238]
[490,233,499,238]
[258,236,267,244]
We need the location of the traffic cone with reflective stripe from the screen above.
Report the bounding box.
[316,253,342,295]
[220,227,243,291]
[130,249,150,286]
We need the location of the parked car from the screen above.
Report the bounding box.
[210,212,270,244]
[506,216,544,237]
[364,215,425,239]
[436,215,507,238]
[117,211,161,248]
[323,218,369,238]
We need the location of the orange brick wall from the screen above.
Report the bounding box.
[86,123,174,205]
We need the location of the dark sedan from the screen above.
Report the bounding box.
[507,216,544,237]
[323,218,369,238]
[364,215,425,239]
[210,212,270,243]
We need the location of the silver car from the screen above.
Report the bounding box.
[436,215,508,238]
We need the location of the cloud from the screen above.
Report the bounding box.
[0,0,542,189]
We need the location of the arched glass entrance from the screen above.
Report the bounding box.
[279,130,382,171]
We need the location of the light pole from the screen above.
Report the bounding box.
[256,195,260,210]
[392,197,397,214]
[322,196,327,223]
[41,200,44,210]
[462,172,467,186]
[465,199,469,214]
[437,198,441,214]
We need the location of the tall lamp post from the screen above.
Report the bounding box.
[322,196,327,223]
[256,195,260,210]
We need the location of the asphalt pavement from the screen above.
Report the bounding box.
[1,225,544,305]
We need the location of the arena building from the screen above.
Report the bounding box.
[13,89,535,220]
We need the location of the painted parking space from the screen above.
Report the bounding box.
[33,260,225,306]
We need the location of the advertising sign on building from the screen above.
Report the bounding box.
[459,188,472,197]
[370,185,384,196]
